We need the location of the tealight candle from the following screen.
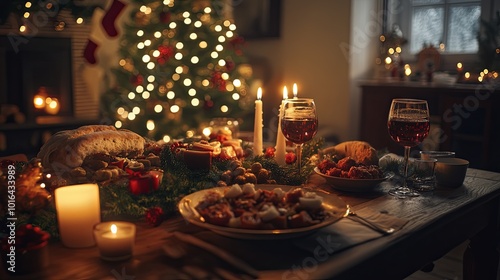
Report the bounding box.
[275,86,288,165]
[253,87,263,156]
[54,184,101,248]
[93,221,136,261]
[293,83,298,99]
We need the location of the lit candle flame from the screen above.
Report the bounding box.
[257,87,262,100]
[283,86,288,100]
[293,83,297,98]
[110,224,117,234]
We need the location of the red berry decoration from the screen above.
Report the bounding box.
[145,207,164,227]
[265,147,275,158]
[130,74,143,86]
[285,152,297,164]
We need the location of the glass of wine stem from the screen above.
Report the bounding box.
[280,98,319,174]
[387,98,430,197]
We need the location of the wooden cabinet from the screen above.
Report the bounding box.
[359,81,500,172]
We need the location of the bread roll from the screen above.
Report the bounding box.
[335,141,379,165]
[38,125,145,171]
[322,141,378,166]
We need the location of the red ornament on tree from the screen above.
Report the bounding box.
[145,207,164,227]
[210,71,226,91]
[130,74,144,86]
[203,99,214,110]
[157,45,175,65]
[159,11,171,23]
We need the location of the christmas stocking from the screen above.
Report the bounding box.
[101,0,126,38]
[83,39,98,64]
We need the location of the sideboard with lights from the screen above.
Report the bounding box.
[359,80,500,172]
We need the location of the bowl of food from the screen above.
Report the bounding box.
[315,156,387,192]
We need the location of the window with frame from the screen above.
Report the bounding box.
[385,0,496,69]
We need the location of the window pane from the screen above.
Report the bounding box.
[411,7,444,53]
[412,0,444,6]
[447,5,480,53]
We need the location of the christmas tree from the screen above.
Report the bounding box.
[101,0,255,141]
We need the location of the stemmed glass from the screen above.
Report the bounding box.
[387,98,430,197]
[280,98,318,173]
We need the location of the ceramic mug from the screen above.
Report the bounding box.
[435,158,469,188]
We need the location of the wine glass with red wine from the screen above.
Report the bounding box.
[281,98,318,174]
[387,98,430,197]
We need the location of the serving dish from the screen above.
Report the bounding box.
[178,184,348,240]
[314,167,387,192]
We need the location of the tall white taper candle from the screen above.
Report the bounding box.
[253,87,263,156]
[275,86,288,165]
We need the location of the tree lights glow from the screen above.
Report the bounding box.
[101,0,252,139]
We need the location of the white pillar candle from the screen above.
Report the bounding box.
[293,83,298,99]
[93,221,136,261]
[54,184,101,248]
[275,86,288,165]
[253,87,263,156]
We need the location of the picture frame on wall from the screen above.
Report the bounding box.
[232,0,281,39]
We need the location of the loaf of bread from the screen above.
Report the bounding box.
[322,141,379,166]
[38,125,145,171]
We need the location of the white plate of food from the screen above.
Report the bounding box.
[178,184,348,240]
[314,167,388,192]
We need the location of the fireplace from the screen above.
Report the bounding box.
[0,36,74,121]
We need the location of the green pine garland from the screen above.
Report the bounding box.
[1,138,324,239]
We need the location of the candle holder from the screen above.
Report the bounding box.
[93,221,136,261]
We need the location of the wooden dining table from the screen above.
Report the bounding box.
[3,168,500,280]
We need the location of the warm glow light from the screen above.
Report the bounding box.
[465,72,471,79]
[215,25,222,32]
[115,120,122,128]
[199,41,207,48]
[132,107,141,114]
[257,87,262,100]
[191,98,200,106]
[385,57,392,64]
[142,91,150,99]
[170,105,180,113]
[25,2,32,8]
[457,62,463,69]
[154,104,163,113]
[293,83,298,98]
[147,120,155,130]
[76,17,84,24]
[189,33,197,40]
[45,98,60,115]
[167,91,175,99]
[191,56,199,64]
[283,86,288,99]
[163,135,171,143]
[220,105,228,113]
[202,127,211,137]
[137,30,144,37]
[388,48,395,55]
[136,85,144,93]
[110,224,117,234]
[183,78,192,86]
[232,93,240,100]
[128,92,136,100]
[395,46,402,53]
[233,79,241,87]
[33,96,45,109]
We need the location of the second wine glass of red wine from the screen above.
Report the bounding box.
[387,98,430,198]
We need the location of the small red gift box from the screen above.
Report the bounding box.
[127,170,163,195]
